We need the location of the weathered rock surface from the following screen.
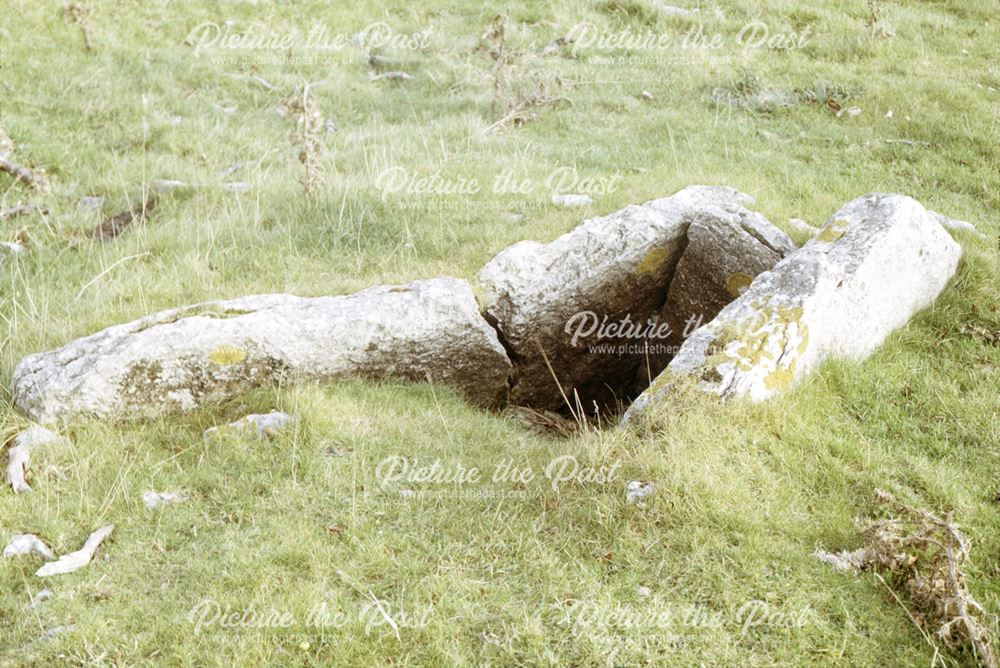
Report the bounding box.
[639,200,795,387]
[478,185,791,410]
[624,193,962,420]
[12,278,511,424]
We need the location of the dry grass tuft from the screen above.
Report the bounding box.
[285,82,326,197]
[818,489,997,668]
[65,3,95,51]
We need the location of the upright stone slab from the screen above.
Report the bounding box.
[477,185,788,411]
[636,200,795,388]
[623,193,962,421]
[12,278,511,424]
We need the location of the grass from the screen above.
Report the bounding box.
[1,0,998,665]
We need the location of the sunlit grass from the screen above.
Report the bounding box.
[1,0,998,665]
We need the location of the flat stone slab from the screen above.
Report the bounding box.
[624,193,962,420]
[12,278,511,424]
[477,185,791,411]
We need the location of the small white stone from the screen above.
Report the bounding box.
[4,534,56,560]
[222,181,251,193]
[551,193,592,207]
[204,411,297,440]
[6,426,69,493]
[626,481,654,504]
[77,196,106,212]
[142,491,187,509]
[28,588,54,609]
[35,525,114,577]
[150,179,188,193]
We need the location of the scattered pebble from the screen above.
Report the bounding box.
[552,194,592,207]
[626,481,654,504]
[1,241,26,255]
[837,107,862,118]
[640,90,654,100]
[36,525,114,577]
[5,444,30,492]
[27,588,53,609]
[653,2,698,17]
[636,585,651,597]
[4,534,56,560]
[142,491,188,509]
[370,71,413,81]
[885,110,894,119]
[6,426,69,493]
[204,411,297,440]
[44,625,75,638]
[77,196,105,213]
[150,179,188,193]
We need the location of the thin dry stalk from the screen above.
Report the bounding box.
[483,14,509,117]
[484,80,573,133]
[0,157,49,193]
[285,83,325,196]
[0,205,48,219]
[66,3,95,51]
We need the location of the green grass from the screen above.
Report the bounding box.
[2,0,998,665]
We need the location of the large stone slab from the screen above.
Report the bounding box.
[624,193,962,421]
[477,185,788,411]
[635,200,795,389]
[12,278,511,424]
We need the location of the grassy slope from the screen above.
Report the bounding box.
[1,0,998,665]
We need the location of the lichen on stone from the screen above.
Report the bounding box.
[724,272,754,298]
[208,345,247,366]
[700,300,809,394]
[815,218,849,243]
[635,245,672,277]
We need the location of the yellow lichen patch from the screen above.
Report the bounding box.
[815,218,849,243]
[725,272,754,298]
[764,365,795,391]
[208,344,247,366]
[703,301,808,391]
[636,245,672,277]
